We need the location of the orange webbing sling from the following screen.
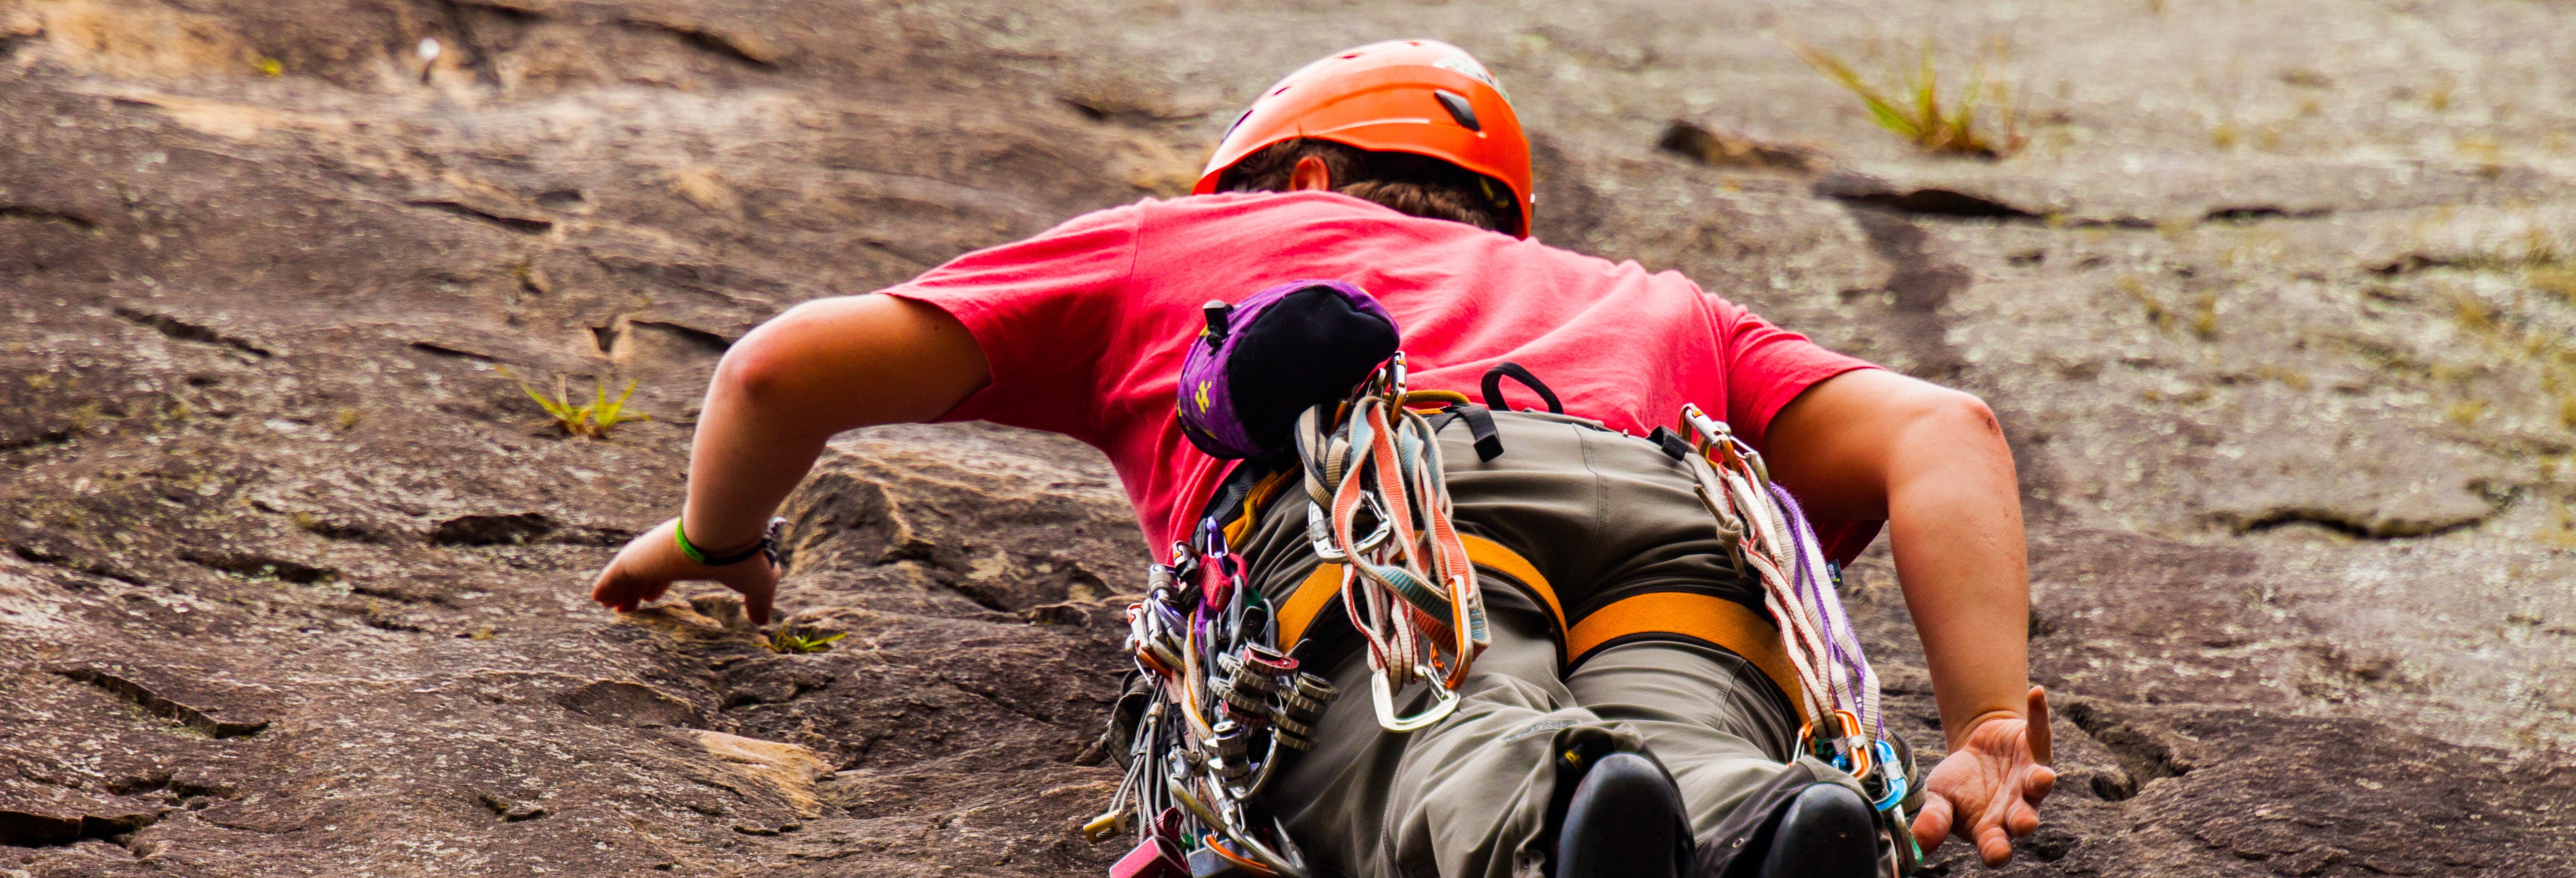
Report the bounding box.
[1272,533,1808,725]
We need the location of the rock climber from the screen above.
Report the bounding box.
[588,39,2052,878]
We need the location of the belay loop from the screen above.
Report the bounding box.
[1670,403,1921,876]
[1295,353,1490,732]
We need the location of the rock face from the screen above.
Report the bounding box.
[4,0,2574,875]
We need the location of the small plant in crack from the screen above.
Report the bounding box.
[767,626,847,655]
[497,366,650,438]
[1787,35,2026,158]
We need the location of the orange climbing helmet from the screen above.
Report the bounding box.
[1194,39,1534,238]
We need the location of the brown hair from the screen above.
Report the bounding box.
[1214,139,1521,236]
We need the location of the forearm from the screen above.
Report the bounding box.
[1881,405,2030,748]
[674,294,992,549]
[676,370,837,551]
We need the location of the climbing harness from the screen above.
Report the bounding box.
[1659,403,1921,877]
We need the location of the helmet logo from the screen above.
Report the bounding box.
[1433,54,1511,107]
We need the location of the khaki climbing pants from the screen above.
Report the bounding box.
[1236,413,1843,878]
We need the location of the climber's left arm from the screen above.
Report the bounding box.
[1763,367,2054,867]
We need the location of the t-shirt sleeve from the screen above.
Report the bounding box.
[1713,296,1882,450]
[879,206,1140,441]
[1711,295,1886,566]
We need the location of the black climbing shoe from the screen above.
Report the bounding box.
[1751,783,1878,878]
[1554,752,1690,878]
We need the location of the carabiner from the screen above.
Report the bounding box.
[1869,739,1908,811]
[1370,671,1462,732]
[1307,499,1393,562]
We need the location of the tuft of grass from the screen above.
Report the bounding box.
[1788,37,2024,158]
[2119,276,2175,331]
[2254,365,2312,391]
[2528,265,2576,303]
[497,367,650,438]
[768,627,847,655]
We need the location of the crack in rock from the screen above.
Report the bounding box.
[619,16,784,67]
[477,792,549,822]
[46,664,272,738]
[1845,208,1971,380]
[402,200,553,233]
[112,307,273,358]
[1655,120,1826,174]
[2060,699,2194,802]
[179,549,338,584]
[2216,505,2492,540]
[0,805,167,847]
[1817,173,2037,219]
[0,204,97,229]
[429,512,556,546]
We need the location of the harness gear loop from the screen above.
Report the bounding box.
[1480,361,1564,414]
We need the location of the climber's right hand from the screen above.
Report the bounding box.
[589,517,780,625]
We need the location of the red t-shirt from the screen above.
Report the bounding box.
[885,191,1882,561]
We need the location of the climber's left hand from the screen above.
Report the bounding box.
[1911,686,2055,867]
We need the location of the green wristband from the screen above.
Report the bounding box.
[675,514,775,567]
[674,516,712,564]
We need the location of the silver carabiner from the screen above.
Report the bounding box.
[1307,500,1393,562]
[1370,671,1462,732]
[1306,501,1344,561]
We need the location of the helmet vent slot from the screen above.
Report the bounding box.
[1433,89,1480,132]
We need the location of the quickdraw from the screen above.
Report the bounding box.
[1670,403,1921,877]
[1292,353,1489,732]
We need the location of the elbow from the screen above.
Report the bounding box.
[712,349,784,408]
[711,306,815,407]
[1908,386,2005,447]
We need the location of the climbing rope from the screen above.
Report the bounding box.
[1294,353,1489,732]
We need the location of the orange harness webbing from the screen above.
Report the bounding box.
[1271,535,1806,723]
[1566,592,1808,725]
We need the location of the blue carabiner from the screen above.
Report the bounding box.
[1869,739,1907,811]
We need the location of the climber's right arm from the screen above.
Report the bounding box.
[588,294,989,624]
